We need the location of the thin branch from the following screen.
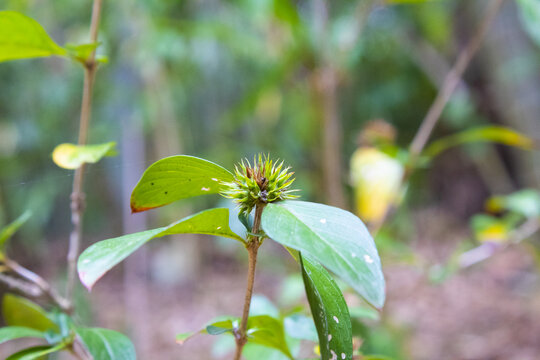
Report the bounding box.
[371,0,505,236]
[0,273,42,297]
[409,0,506,157]
[66,0,104,307]
[0,258,70,311]
[234,204,265,360]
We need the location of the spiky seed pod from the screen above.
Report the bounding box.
[220,154,300,215]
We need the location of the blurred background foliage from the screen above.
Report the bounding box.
[1,0,540,359]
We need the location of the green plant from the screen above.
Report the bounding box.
[78,154,386,359]
[0,5,134,359]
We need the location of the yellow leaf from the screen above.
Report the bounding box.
[350,148,404,224]
[52,142,117,170]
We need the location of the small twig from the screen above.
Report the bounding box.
[3,258,70,311]
[233,204,265,360]
[66,0,104,307]
[0,273,42,297]
[409,0,506,157]
[510,217,540,244]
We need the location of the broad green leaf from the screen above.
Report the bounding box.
[517,0,540,47]
[52,142,117,170]
[247,315,293,359]
[261,200,385,308]
[300,254,353,360]
[0,11,66,62]
[130,155,233,213]
[283,314,318,342]
[6,343,66,360]
[78,208,243,289]
[77,328,136,360]
[0,211,31,259]
[0,326,45,345]
[2,294,59,333]
[424,126,535,158]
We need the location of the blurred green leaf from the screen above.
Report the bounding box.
[0,11,66,62]
[246,315,293,359]
[283,314,318,342]
[517,0,540,47]
[51,142,117,170]
[487,189,540,219]
[249,294,280,318]
[261,200,385,308]
[470,214,513,243]
[0,326,45,345]
[77,328,136,360]
[349,306,380,321]
[130,155,233,213]
[65,42,98,64]
[2,294,59,333]
[6,343,66,360]
[176,316,238,345]
[0,211,31,259]
[78,208,243,289]
[175,332,195,345]
[424,126,536,158]
[300,254,353,360]
[388,0,439,3]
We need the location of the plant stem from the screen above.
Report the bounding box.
[4,258,70,311]
[66,0,104,308]
[408,0,505,157]
[234,204,265,360]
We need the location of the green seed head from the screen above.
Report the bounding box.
[220,154,300,215]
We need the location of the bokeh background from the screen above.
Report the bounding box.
[1,0,540,359]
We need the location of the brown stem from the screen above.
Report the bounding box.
[233,204,265,360]
[1,258,70,311]
[66,0,104,307]
[408,0,505,157]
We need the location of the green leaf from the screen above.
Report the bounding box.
[2,294,59,333]
[517,0,540,48]
[300,254,353,360]
[246,315,293,359]
[6,343,66,360]
[349,306,380,321]
[130,155,233,213]
[176,316,238,345]
[283,314,318,342]
[0,11,66,62]
[175,332,195,345]
[0,210,31,259]
[487,189,540,219]
[0,326,45,345]
[52,142,117,170]
[65,42,98,63]
[261,200,385,308]
[78,208,243,289]
[424,126,536,158]
[77,328,136,360]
